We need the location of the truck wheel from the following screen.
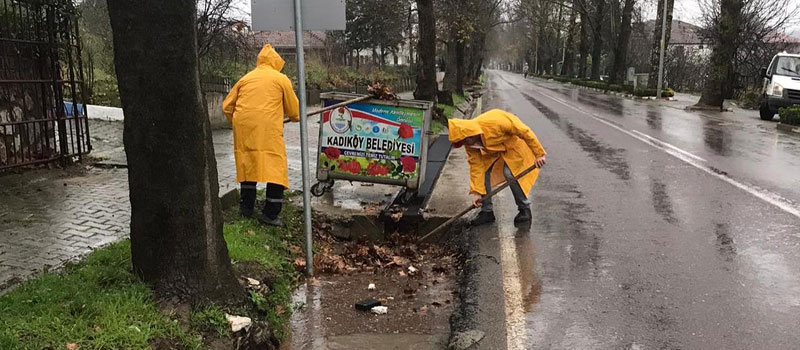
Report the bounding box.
[760,101,775,121]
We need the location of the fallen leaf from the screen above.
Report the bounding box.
[294,257,306,270]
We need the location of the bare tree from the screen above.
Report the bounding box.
[415,0,438,101]
[697,0,798,108]
[107,0,242,303]
[647,0,675,88]
[610,0,635,83]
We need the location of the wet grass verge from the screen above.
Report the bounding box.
[0,199,305,349]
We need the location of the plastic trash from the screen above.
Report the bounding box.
[225,314,252,333]
[371,306,388,315]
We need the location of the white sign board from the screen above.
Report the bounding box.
[252,0,346,31]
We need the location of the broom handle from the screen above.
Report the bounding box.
[418,163,541,242]
[284,95,372,123]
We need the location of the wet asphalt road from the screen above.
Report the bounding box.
[472,70,800,350]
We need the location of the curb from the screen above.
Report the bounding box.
[777,123,800,134]
[219,187,240,210]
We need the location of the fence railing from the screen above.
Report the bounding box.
[1,0,90,170]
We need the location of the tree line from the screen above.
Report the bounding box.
[489,0,797,108]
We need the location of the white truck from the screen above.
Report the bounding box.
[760,52,800,121]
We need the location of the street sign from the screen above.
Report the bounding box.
[251,0,346,31]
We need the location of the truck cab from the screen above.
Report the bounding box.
[760,52,800,120]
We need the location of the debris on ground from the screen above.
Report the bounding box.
[246,277,260,286]
[355,298,382,311]
[302,221,454,276]
[368,283,376,290]
[371,306,388,315]
[225,314,253,333]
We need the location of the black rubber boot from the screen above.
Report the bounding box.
[239,208,254,219]
[259,215,285,228]
[471,211,496,227]
[514,208,532,225]
[239,182,257,218]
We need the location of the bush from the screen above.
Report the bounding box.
[779,106,800,126]
[634,88,658,97]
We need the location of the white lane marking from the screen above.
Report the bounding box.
[629,129,707,163]
[500,231,526,350]
[529,82,800,220]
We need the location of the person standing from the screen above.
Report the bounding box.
[448,109,547,226]
[223,44,299,227]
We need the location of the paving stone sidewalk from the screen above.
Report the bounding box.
[0,119,320,293]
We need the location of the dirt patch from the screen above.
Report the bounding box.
[288,222,461,348]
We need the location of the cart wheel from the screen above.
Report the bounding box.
[323,180,335,192]
[311,182,326,197]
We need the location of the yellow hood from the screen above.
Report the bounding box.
[448,118,483,143]
[256,44,285,71]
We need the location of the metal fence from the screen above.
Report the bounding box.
[0,0,90,170]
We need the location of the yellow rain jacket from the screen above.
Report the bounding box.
[223,44,300,188]
[448,109,546,197]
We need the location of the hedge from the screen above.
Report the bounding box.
[536,74,673,98]
[779,106,800,126]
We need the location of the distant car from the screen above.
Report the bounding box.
[760,52,800,121]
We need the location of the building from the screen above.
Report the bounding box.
[250,31,327,60]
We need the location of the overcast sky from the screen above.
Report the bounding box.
[239,0,800,37]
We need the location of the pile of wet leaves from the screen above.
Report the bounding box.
[293,223,453,276]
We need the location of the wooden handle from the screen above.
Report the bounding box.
[417,163,541,242]
[283,95,372,124]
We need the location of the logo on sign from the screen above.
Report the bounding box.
[330,107,352,134]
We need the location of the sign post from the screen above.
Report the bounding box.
[252,0,345,276]
[292,0,313,276]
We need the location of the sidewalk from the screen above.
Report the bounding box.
[0,114,321,293]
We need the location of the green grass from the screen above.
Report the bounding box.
[0,241,202,350]
[222,203,303,341]
[431,92,470,135]
[0,201,304,349]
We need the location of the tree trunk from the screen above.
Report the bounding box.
[648,0,675,88]
[563,6,578,77]
[579,11,589,78]
[611,0,634,84]
[407,6,415,66]
[553,4,564,75]
[455,40,465,93]
[590,0,605,80]
[443,38,457,91]
[698,0,743,108]
[414,0,437,102]
[107,0,241,303]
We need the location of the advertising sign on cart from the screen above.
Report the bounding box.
[318,95,432,188]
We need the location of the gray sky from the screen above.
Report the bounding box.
[238,0,800,37]
[651,0,800,36]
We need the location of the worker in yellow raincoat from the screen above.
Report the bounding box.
[448,109,547,226]
[223,44,299,227]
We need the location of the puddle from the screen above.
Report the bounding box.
[287,269,455,350]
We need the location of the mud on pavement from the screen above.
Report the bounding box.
[287,216,463,350]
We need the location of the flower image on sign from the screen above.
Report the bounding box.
[319,102,423,181]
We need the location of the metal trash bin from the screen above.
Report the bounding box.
[312,92,434,197]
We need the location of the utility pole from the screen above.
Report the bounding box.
[293,0,313,276]
[656,0,668,97]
